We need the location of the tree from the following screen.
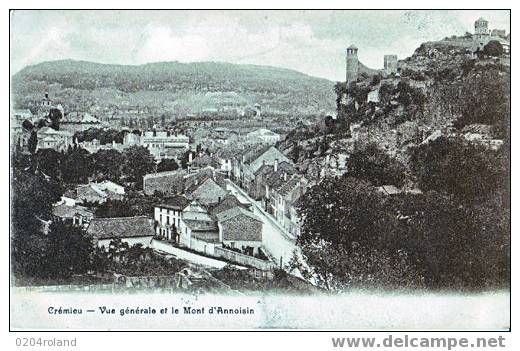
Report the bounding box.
[180,150,191,169]
[34,149,63,180]
[290,142,301,163]
[483,40,504,57]
[296,177,421,290]
[453,65,510,137]
[61,148,92,184]
[122,146,156,186]
[48,108,63,130]
[22,119,34,131]
[296,175,509,291]
[298,177,389,248]
[11,168,63,280]
[347,143,406,187]
[91,149,125,181]
[409,136,507,202]
[157,158,179,172]
[27,131,38,154]
[44,222,94,278]
[386,191,509,290]
[371,74,382,86]
[94,199,134,218]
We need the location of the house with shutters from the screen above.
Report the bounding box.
[154,195,190,242]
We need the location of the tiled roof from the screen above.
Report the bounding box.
[265,166,297,189]
[215,206,262,223]
[376,185,402,195]
[461,124,494,135]
[216,148,237,160]
[248,146,292,174]
[188,177,228,205]
[158,195,190,210]
[183,219,218,232]
[278,175,305,196]
[76,184,106,200]
[216,207,263,242]
[192,154,219,168]
[144,170,186,180]
[86,216,155,240]
[246,128,279,137]
[184,167,227,192]
[63,189,77,199]
[254,164,274,177]
[210,194,250,215]
[191,230,220,243]
[52,204,94,219]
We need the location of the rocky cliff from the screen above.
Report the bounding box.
[281,40,510,181]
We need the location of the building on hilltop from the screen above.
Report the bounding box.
[345,45,396,83]
[384,55,398,74]
[474,17,489,38]
[346,44,359,83]
[473,17,510,54]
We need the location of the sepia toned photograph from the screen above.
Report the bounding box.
[9,9,510,330]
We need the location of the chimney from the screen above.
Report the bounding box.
[274,159,278,172]
[188,151,193,163]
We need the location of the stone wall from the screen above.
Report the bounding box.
[214,246,276,271]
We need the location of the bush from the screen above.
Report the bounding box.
[483,40,504,57]
[408,136,508,203]
[346,143,407,187]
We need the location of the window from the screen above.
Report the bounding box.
[230,242,235,249]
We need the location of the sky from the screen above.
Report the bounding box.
[10,10,510,81]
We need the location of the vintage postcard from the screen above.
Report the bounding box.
[9,9,510,331]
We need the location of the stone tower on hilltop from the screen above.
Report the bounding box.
[474,17,489,38]
[346,44,359,83]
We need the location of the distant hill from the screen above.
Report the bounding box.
[11,60,336,116]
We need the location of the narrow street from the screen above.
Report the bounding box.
[225,179,300,269]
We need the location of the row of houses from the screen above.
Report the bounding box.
[144,145,309,238]
[231,145,308,237]
[51,165,272,269]
[154,193,264,258]
[148,166,264,257]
